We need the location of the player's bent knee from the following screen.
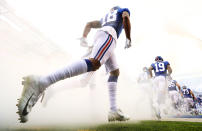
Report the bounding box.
[110,69,120,76]
[108,69,119,82]
[84,58,101,72]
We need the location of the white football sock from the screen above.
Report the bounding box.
[41,60,88,87]
[108,82,117,112]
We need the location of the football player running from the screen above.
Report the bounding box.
[195,97,202,114]
[17,6,131,123]
[181,86,197,114]
[148,56,172,119]
[167,79,183,110]
[137,67,151,84]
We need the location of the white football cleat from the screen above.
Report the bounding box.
[108,109,130,122]
[16,75,47,123]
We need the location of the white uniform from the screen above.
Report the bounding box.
[182,88,195,112]
[138,71,151,83]
[90,31,118,72]
[168,80,181,105]
[89,7,130,73]
[169,91,181,105]
[150,60,170,117]
[17,6,131,123]
[152,76,168,105]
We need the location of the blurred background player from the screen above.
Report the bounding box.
[181,86,197,114]
[148,56,172,119]
[196,96,202,114]
[17,6,131,123]
[167,79,183,110]
[197,95,202,106]
[137,67,151,84]
[137,67,153,114]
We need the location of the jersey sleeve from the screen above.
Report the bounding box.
[117,8,130,16]
[173,80,177,84]
[151,63,155,69]
[164,61,170,66]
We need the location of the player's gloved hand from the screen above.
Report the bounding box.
[79,37,88,47]
[124,38,131,49]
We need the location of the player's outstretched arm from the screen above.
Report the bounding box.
[122,11,131,49]
[80,21,101,47]
[122,11,131,41]
[167,65,172,75]
[148,66,153,78]
[190,90,197,100]
[176,83,183,96]
[82,20,102,38]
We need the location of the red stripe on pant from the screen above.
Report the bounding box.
[96,36,112,60]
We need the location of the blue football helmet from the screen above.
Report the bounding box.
[112,6,120,10]
[155,56,164,62]
[182,85,187,89]
[110,6,120,12]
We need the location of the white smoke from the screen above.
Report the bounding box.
[1,0,202,129]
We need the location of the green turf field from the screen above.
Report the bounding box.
[4,120,202,131]
[91,120,202,131]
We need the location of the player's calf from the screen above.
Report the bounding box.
[16,58,102,123]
